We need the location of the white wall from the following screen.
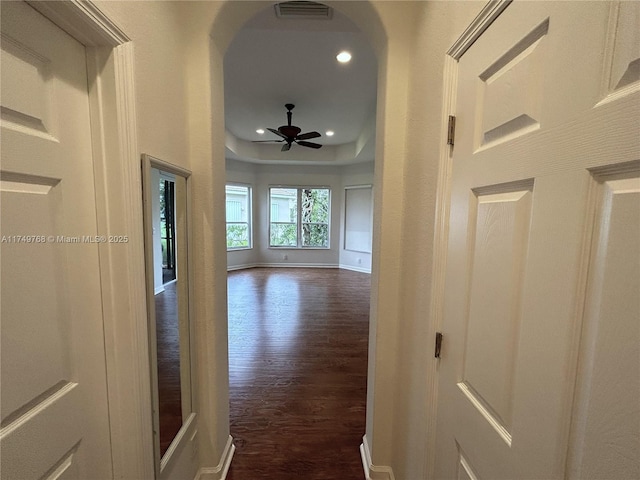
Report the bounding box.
[256,164,341,267]
[391,3,484,478]
[87,2,201,479]
[226,159,375,272]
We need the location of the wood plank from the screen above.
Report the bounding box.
[154,281,183,456]
[227,268,370,479]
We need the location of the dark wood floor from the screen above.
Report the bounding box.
[154,281,183,456]
[227,268,371,480]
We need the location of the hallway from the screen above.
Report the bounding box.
[227,268,370,479]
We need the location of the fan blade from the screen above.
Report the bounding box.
[296,140,322,149]
[252,140,284,143]
[281,143,291,152]
[267,128,288,139]
[296,131,321,141]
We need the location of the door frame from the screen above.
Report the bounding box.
[25,2,154,477]
[425,0,512,477]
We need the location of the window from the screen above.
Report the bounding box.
[269,187,330,248]
[225,185,251,249]
[159,177,176,280]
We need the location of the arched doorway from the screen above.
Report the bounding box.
[222,4,377,475]
[181,0,415,475]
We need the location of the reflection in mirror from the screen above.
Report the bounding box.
[142,154,193,473]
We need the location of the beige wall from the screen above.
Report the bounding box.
[91,1,484,478]
[392,3,484,478]
[91,2,211,478]
[95,1,191,169]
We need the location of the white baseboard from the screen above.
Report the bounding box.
[259,263,339,269]
[227,263,340,271]
[154,285,165,295]
[227,263,258,271]
[194,436,235,480]
[339,263,372,274]
[360,435,395,480]
[227,263,373,272]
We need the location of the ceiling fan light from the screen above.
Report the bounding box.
[326,130,334,136]
[336,51,352,63]
[256,128,265,134]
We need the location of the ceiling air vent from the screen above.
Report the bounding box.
[275,1,333,19]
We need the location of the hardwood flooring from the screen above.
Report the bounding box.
[154,281,183,456]
[227,268,371,479]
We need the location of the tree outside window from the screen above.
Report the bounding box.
[269,187,330,248]
[301,188,329,247]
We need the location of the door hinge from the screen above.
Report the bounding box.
[435,332,443,358]
[447,115,456,146]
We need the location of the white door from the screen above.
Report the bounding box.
[0,2,112,478]
[435,1,639,479]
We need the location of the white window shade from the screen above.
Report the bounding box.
[344,186,372,253]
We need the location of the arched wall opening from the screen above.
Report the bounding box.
[183,0,398,468]
[221,0,378,474]
[178,0,424,475]
[212,0,386,451]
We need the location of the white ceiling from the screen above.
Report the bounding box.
[223,3,378,165]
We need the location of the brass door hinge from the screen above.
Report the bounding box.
[447,115,456,146]
[435,332,443,358]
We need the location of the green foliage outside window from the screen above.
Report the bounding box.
[270,223,297,246]
[226,224,249,248]
[269,188,330,248]
[302,223,329,247]
[301,189,329,247]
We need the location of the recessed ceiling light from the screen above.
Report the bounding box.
[256,129,265,134]
[336,51,352,63]
[326,130,335,136]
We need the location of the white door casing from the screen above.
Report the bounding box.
[435,1,639,479]
[0,2,112,478]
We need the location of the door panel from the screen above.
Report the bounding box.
[456,444,482,480]
[476,20,547,150]
[567,167,640,480]
[0,2,111,478]
[461,182,533,441]
[435,2,640,478]
[605,1,639,94]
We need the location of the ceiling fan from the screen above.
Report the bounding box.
[253,104,322,152]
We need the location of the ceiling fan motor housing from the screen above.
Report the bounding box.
[279,125,301,138]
